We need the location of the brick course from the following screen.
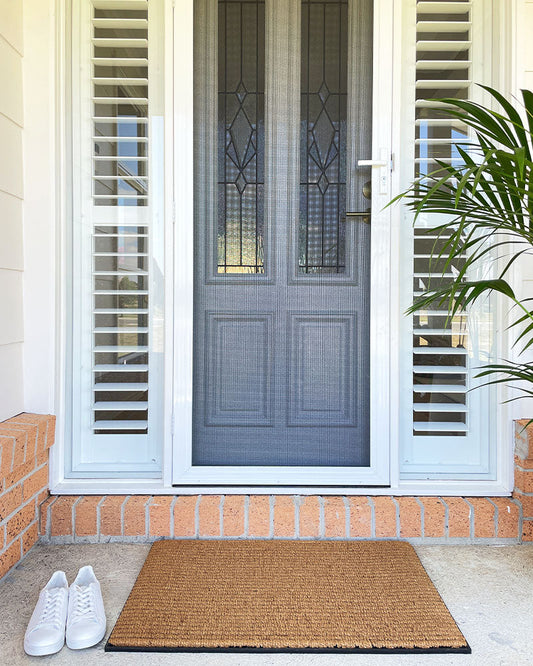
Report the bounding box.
[38,492,525,544]
[2,413,533,581]
[0,414,55,580]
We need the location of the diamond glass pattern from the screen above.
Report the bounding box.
[218,0,265,274]
[299,0,348,274]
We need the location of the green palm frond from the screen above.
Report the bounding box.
[395,85,533,403]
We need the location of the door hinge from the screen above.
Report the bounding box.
[172,201,176,225]
[171,412,175,437]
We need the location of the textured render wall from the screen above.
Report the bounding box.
[0,0,24,421]
[0,415,55,580]
[39,494,523,545]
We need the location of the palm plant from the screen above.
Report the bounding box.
[396,85,533,404]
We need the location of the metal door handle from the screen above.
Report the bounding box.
[357,159,387,167]
[357,149,391,195]
[345,212,371,225]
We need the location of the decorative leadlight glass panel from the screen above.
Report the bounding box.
[218,0,265,274]
[299,0,348,274]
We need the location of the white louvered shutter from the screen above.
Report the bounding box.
[413,0,471,437]
[401,0,496,477]
[71,0,164,473]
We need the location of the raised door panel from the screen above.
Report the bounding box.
[288,314,356,426]
[205,313,273,426]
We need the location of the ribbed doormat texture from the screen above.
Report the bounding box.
[106,540,470,653]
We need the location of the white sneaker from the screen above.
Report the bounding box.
[24,571,69,656]
[66,565,106,650]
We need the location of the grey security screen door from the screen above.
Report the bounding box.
[192,0,373,468]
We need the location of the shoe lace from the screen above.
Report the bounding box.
[70,585,98,624]
[35,588,65,630]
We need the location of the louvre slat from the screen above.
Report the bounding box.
[413,385,466,394]
[416,80,471,90]
[94,383,148,391]
[415,118,468,126]
[416,60,472,70]
[416,1,471,13]
[94,346,149,352]
[92,18,148,29]
[94,289,148,296]
[93,79,149,87]
[414,256,468,261]
[94,327,149,333]
[92,112,149,118]
[414,157,464,164]
[414,272,457,278]
[93,96,148,105]
[93,401,148,410]
[416,21,471,32]
[93,135,149,142]
[94,364,148,372]
[92,61,149,71]
[413,347,468,354]
[413,422,468,432]
[416,40,471,51]
[415,100,456,109]
[93,232,148,239]
[92,177,149,182]
[93,252,149,257]
[413,328,464,334]
[413,403,467,412]
[92,0,148,9]
[93,195,149,200]
[92,38,148,48]
[415,139,467,145]
[414,366,467,374]
[93,308,148,315]
[92,420,148,431]
[93,156,149,162]
[93,270,148,276]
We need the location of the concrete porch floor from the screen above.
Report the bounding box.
[0,543,532,665]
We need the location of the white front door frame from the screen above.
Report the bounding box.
[172,0,394,486]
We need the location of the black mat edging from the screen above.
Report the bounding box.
[105,641,471,654]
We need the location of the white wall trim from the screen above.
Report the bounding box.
[22,0,58,416]
[49,478,513,496]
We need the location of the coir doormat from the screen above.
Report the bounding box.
[105,540,470,654]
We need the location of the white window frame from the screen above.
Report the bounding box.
[47,0,516,495]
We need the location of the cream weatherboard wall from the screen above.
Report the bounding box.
[0,0,24,422]
[0,0,59,425]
